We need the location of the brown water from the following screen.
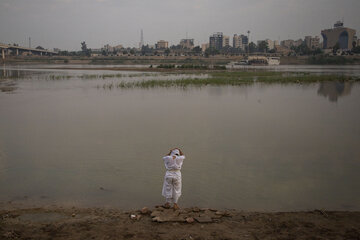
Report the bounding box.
[0,65,360,211]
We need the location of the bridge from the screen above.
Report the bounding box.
[0,43,58,59]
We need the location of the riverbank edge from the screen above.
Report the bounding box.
[1,205,360,240]
[1,55,360,65]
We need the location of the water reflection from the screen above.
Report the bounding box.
[317,82,353,102]
[0,66,18,92]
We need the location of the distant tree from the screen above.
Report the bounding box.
[192,46,202,54]
[333,42,340,55]
[291,43,311,55]
[58,51,69,56]
[352,41,357,49]
[248,42,257,53]
[81,41,87,53]
[312,48,323,55]
[204,47,219,57]
[164,48,170,56]
[129,49,135,55]
[81,41,91,56]
[352,46,360,54]
[36,46,45,50]
[170,45,181,50]
[123,50,128,55]
[258,41,269,53]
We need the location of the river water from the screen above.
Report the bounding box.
[0,65,359,211]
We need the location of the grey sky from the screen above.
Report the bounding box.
[0,0,359,50]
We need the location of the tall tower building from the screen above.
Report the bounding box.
[233,34,248,50]
[209,32,223,50]
[222,36,230,47]
[321,21,356,49]
[139,29,144,48]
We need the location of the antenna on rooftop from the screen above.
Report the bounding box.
[29,37,31,48]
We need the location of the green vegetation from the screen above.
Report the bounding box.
[157,64,176,69]
[177,64,208,69]
[157,64,226,70]
[48,75,73,80]
[351,46,360,54]
[291,43,323,56]
[100,71,359,89]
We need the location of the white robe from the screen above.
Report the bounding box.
[162,154,185,203]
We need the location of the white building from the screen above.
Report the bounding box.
[222,35,230,47]
[233,34,248,50]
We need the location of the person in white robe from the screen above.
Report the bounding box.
[162,148,185,210]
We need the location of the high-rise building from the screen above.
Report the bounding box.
[180,39,194,49]
[155,40,168,49]
[281,39,303,49]
[305,36,312,48]
[209,32,223,50]
[305,36,320,49]
[222,35,230,47]
[321,21,356,49]
[201,43,209,52]
[294,39,303,47]
[139,29,144,49]
[233,34,248,50]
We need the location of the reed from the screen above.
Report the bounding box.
[111,72,359,89]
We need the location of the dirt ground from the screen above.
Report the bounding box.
[1,204,360,240]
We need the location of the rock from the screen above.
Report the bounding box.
[211,214,222,219]
[141,207,150,215]
[72,213,76,217]
[224,211,233,217]
[130,214,137,220]
[186,217,195,223]
[178,209,188,214]
[151,211,162,217]
[151,210,186,223]
[156,206,165,211]
[215,211,224,216]
[194,216,213,223]
[192,207,200,212]
[136,215,142,221]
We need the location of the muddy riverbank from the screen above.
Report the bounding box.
[1,204,359,240]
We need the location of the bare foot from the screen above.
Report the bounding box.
[163,202,171,209]
[173,203,180,210]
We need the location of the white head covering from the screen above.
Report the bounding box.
[170,149,180,156]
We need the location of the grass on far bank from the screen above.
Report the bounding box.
[101,71,360,89]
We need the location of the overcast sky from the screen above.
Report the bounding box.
[0,0,359,50]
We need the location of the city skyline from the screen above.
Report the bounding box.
[0,0,359,50]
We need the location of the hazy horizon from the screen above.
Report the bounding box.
[0,0,359,51]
